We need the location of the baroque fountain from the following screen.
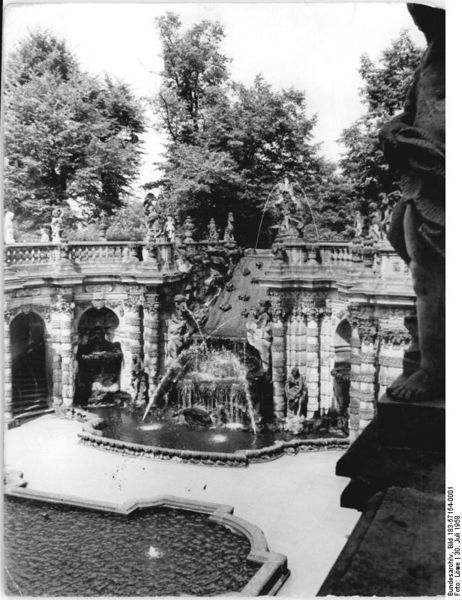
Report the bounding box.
[72,181,354,465]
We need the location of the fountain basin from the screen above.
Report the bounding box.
[78,406,349,467]
[4,486,289,596]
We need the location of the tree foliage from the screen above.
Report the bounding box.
[4,31,145,227]
[151,13,329,247]
[339,30,422,217]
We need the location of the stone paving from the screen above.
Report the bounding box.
[4,415,359,597]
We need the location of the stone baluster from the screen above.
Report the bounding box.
[4,311,13,421]
[305,307,320,418]
[377,327,410,397]
[270,295,286,418]
[143,292,161,407]
[319,308,334,413]
[120,288,143,396]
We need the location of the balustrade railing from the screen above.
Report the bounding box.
[4,239,409,283]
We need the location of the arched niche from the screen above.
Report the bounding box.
[10,312,49,415]
[74,307,123,406]
[331,318,352,434]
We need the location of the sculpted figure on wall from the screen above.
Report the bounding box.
[166,295,191,362]
[379,4,445,402]
[285,367,308,417]
[246,302,273,372]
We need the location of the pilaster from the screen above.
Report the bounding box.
[4,311,13,420]
[143,292,161,406]
[269,293,286,418]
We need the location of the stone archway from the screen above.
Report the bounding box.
[74,307,123,406]
[10,312,48,416]
[331,319,352,433]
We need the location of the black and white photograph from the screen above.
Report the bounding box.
[2,0,452,597]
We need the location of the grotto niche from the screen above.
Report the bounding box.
[74,307,123,406]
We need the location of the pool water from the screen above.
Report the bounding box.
[90,406,285,453]
[4,496,258,596]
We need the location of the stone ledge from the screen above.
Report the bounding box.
[318,487,445,596]
[377,393,445,452]
[336,420,444,511]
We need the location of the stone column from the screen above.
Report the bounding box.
[270,294,286,418]
[347,324,362,440]
[349,315,379,435]
[50,293,76,414]
[49,307,62,411]
[120,287,143,396]
[377,328,409,397]
[296,310,307,374]
[60,306,75,409]
[143,292,161,406]
[305,306,321,418]
[319,308,334,413]
[4,311,13,421]
[286,314,296,371]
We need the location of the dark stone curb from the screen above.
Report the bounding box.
[78,430,349,467]
[4,485,290,596]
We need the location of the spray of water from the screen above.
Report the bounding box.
[254,183,280,251]
[293,181,320,241]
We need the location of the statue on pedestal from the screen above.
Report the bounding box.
[285,367,308,417]
[207,218,220,243]
[51,208,65,243]
[224,212,235,243]
[4,211,15,243]
[379,4,445,402]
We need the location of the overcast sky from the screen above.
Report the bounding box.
[3,2,424,195]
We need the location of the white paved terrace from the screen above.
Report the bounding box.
[4,415,359,597]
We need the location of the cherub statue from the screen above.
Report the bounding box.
[379,4,445,402]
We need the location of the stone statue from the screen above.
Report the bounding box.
[51,208,64,243]
[144,194,165,242]
[166,295,190,362]
[224,212,235,242]
[4,211,15,243]
[285,367,308,416]
[183,216,195,243]
[165,216,175,243]
[207,218,220,243]
[379,4,445,402]
[40,226,50,242]
[246,303,273,372]
[353,211,364,239]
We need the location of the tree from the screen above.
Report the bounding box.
[339,31,422,220]
[4,31,145,228]
[150,15,325,247]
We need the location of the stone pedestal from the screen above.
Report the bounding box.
[377,394,445,452]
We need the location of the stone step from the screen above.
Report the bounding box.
[377,394,444,452]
